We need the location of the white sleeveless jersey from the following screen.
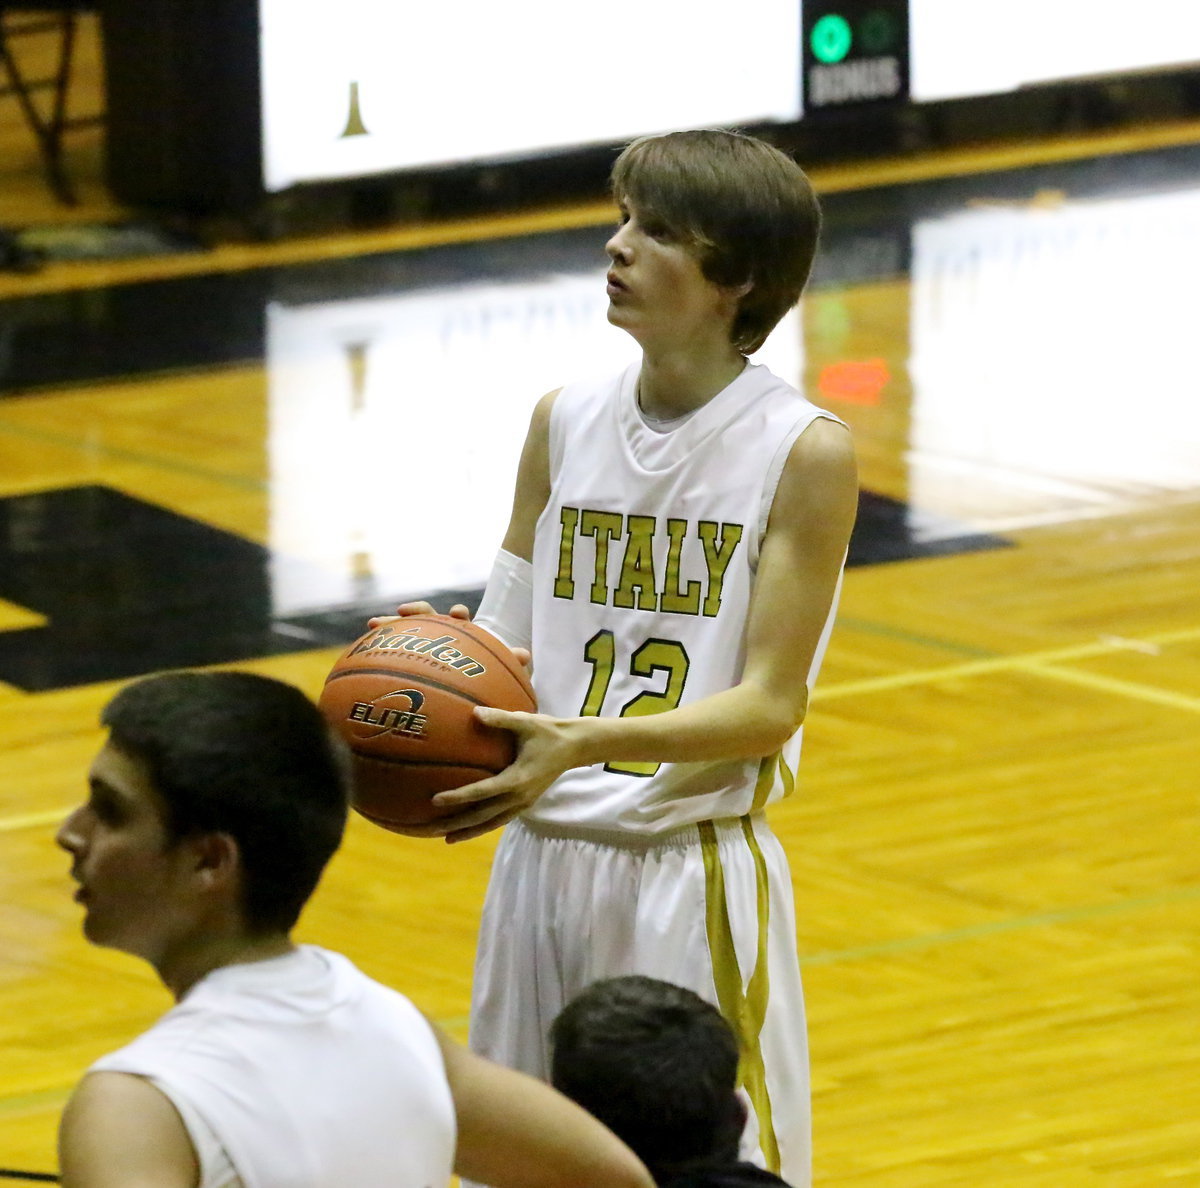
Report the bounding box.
[90,946,456,1188]
[526,360,844,836]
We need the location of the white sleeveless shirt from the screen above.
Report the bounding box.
[525,360,843,837]
[90,946,456,1188]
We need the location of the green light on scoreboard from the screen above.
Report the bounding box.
[811,14,852,64]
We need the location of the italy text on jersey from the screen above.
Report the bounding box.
[552,507,743,617]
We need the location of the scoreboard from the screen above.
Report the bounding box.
[802,1,910,110]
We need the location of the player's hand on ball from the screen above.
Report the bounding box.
[423,707,577,844]
[364,603,530,669]
[366,601,471,629]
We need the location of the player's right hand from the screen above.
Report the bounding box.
[364,603,531,669]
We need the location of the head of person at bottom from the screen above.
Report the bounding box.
[56,669,349,994]
[608,128,822,357]
[550,974,782,1186]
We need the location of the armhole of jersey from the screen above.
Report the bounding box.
[753,410,846,567]
[148,1078,242,1188]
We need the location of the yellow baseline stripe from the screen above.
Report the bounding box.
[2,200,621,299]
[809,117,1200,195]
[0,809,70,834]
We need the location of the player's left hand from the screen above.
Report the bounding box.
[418,707,579,844]
[366,601,471,629]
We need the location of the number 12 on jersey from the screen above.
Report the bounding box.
[579,629,690,777]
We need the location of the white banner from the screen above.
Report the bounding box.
[260,0,802,191]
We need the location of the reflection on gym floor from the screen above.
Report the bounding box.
[1,142,1198,686]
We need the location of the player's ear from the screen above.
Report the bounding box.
[718,278,753,317]
[189,831,241,891]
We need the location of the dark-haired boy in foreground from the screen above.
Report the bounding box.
[56,669,654,1188]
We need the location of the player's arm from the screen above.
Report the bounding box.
[59,1072,200,1188]
[496,387,557,563]
[433,417,858,841]
[464,387,557,654]
[432,1025,654,1188]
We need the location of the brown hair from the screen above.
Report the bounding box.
[611,129,822,354]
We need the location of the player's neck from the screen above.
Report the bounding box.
[637,346,747,421]
[155,929,296,1001]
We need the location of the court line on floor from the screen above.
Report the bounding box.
[2,631,1197,836]
[833,616,999,659]
[813,625,1200,708]
[59,887,1195,1033]
[799,885,1200,966]
[1024,662,1200,714]
[4,887,1195,1125]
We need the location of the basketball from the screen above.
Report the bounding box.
[318,614,536,832]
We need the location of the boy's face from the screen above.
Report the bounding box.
[605,199,741,350]
[57,740,201,961]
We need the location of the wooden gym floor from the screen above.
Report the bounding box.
[2,13,1199,1185]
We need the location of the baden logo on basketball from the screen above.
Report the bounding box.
[348,688,428,738]
[348,626,488,677]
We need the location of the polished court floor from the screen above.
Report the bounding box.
[1,20,1199,1184]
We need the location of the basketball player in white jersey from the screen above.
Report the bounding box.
[379,129,858,1186]
[55,670,654,1188]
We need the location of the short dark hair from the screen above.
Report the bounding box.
[550,976,744,1183]
[611,129,822,354]
[101,671,350,934]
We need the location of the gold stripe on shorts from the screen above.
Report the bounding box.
[699,818,781,1172]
